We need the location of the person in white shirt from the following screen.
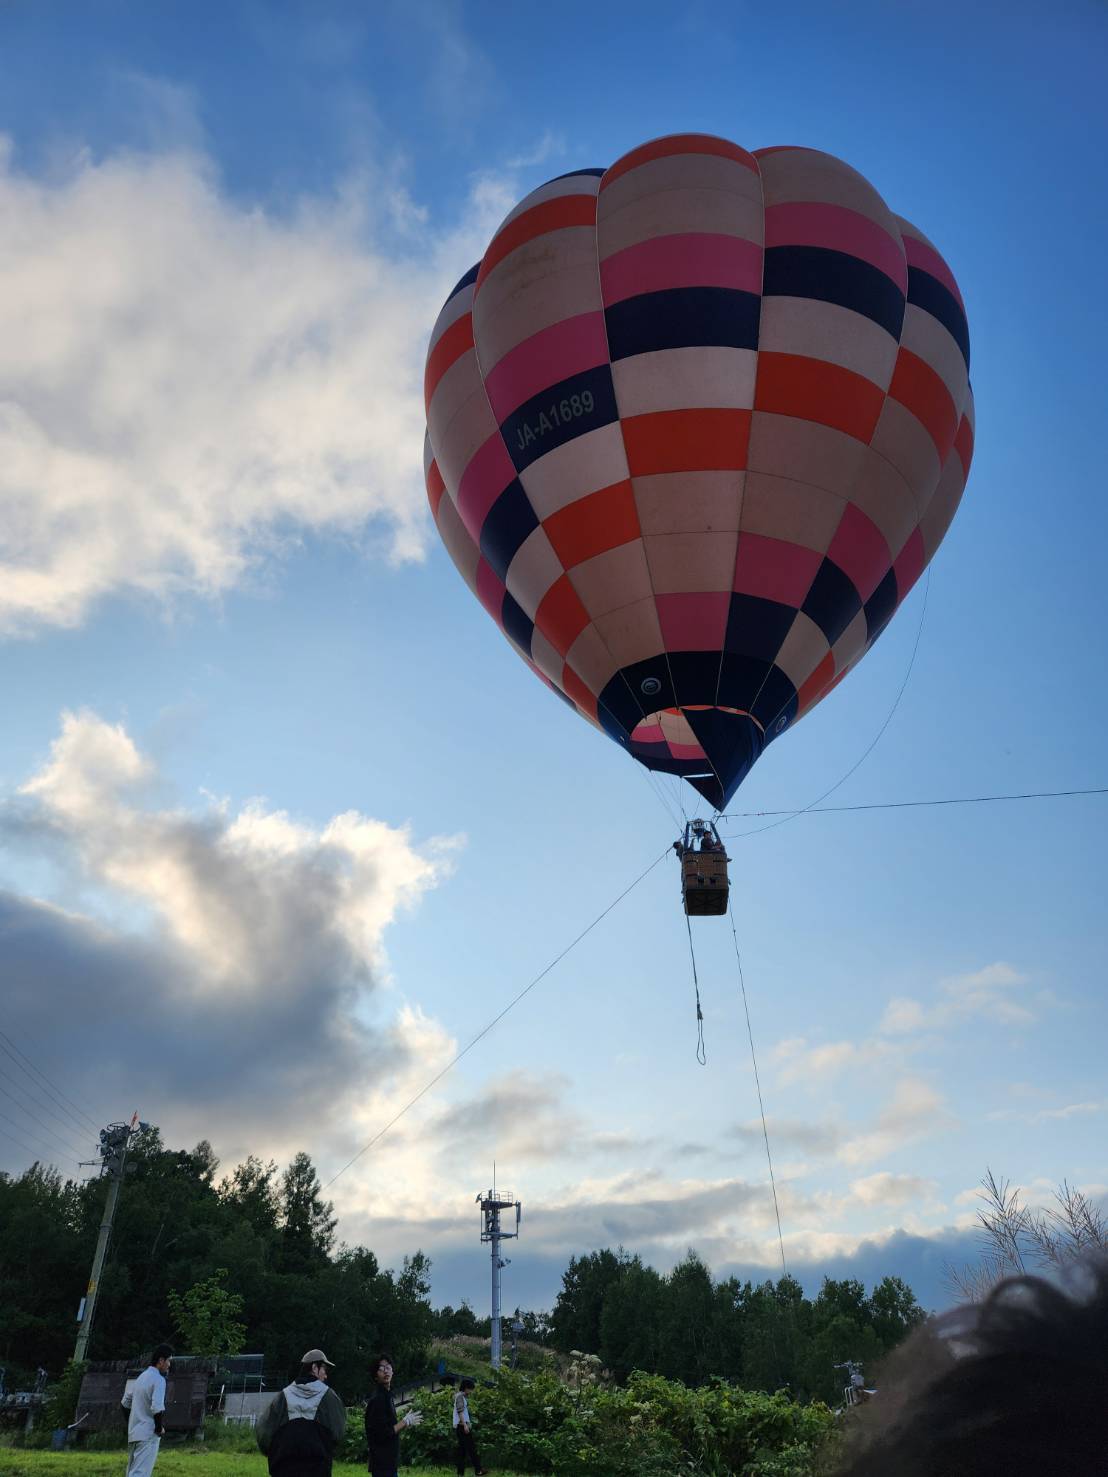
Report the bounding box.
[452,1376,486,1476]
[120,1343,173,1477]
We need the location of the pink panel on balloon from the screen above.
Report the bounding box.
[457,432,517,543]
[893,526,926,598]
[483,311,610,420]
[670,741,707,761]
[827,502,892,603]
[764,203,906,291]
[476,558,506,623]
[600,233,763,305]
[732,533,822,608]
[904,236,965,311]
[631,720,665,744]
[655,591,730,649]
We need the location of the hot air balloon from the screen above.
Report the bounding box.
[424,134,973,822]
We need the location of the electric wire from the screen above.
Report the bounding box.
[0,1107,81,1168]
[0,1029,103,1133]
[322,846,673,1191]
[0,1075,88,1159]
[0,1061,94,1154]
[719,785,1108,824]
[0,1122,50,1163]
[729,899,787,1278]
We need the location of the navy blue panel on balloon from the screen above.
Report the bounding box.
[763,247,905,341]
[753,673,799,738]
[544,168,606,182]
[448,263,479,302]
[480,478,539,582]
[683,707,764,807]
[724,593,797,662]
[599,660,671,738]
[665,650,728,708]
[802,558,863,647]
[605,287,760,361]
[907,267,970,369]
[716,651,770,712]
[501,590,534,655]
[502,364,619,475]
[863,567,898,643]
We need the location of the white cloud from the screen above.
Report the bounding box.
[849,1171,940,1208]
[15,710,458,991]
[771,1035,899,1085]
[0,710,461,1163]
[0,135,513,633]
[879,962,1035,1036]
[839,1077,956,1166]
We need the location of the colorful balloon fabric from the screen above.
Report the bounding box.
[424,135,973,810]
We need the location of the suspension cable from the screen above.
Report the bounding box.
[729,899,786,1276]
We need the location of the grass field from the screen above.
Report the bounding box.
[0,1451,532,1477]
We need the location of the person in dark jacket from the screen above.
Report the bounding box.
[256,1348,347,1477]
[363,1354,422,1477]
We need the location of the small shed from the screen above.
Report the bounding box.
[77,1357,213,1434]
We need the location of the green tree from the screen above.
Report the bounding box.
[167,1268,247,1359]
[279,1152,336,1273]
[550,1247,628,1354]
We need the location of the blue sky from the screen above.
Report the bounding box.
[0,0,1106,1319]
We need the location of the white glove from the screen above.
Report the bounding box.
[403,1410,423,1428]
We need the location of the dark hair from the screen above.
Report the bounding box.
[369,1353,393,1381]
[836,1258,1108,1477]
[459,1377,475,1391]
[296,1362,321,1382]
[149,1344,174,1365]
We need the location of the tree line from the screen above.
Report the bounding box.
[545,1247,925,1405]
[0,1126,433,1395]
[1,1126,926,1410]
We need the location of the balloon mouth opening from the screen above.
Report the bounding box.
[629,704,757,762]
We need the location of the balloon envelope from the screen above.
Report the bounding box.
[424,135,973,810]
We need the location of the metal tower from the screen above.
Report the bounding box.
[477,1185,521,1369]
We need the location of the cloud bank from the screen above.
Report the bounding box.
[0,134,511,633]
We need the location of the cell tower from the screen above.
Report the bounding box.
[477,1182,521,1369]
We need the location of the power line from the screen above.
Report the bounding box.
[0,1120,64,1165]
[0,1061,93,1154]
[0,1077,88,1159]
[0,1029,103,1133]
[0,1107,81,1169]
[322,847,672,1192]
[719,786,1108,825]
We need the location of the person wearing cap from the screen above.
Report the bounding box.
[256,1348,347,1477]
[121,1343,173,1477]
[364,1354,422,1477]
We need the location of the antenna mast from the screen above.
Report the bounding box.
[477,1183,521,1369]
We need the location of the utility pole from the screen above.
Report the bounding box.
[477,1183,521,1370]
[74,1118,140,1363]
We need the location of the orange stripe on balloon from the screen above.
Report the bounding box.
[953,413,974,479]
[889,348,958,461]
[425,458,446,519]
[622,408,752,476]
[602,133,759,187]
[796,651,836,714]
[477,195,597,290]
[543,480,640,569]
[535,573,592,657]
[754,352,885,444]
[424,312,473,409]
[561,663,599,718]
